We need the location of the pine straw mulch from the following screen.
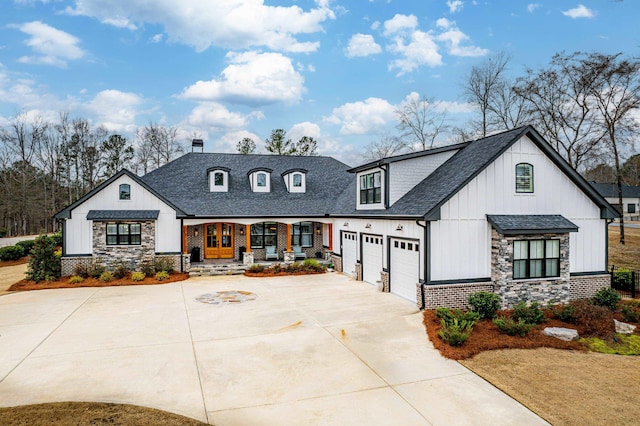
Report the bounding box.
[244,270,325,277]
[8,272,189,292]
[0,257,29,267]
[423,309,589,360]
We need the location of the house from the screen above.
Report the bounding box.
[590,182,640,221]
[54,125,618,309]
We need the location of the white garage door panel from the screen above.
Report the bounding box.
[362,235,383,286]
[390,239,420,303]
[341,232,358,277]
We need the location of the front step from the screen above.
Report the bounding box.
[189,264,246,277]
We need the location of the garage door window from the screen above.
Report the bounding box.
[393,240,419,251]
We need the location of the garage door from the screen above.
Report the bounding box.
[390,238,420,303]
[362,234,383,286]
[341,232,358,277]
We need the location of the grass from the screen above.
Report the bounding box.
[609,224,640,270]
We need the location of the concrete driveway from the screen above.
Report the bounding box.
[0,274,547,425]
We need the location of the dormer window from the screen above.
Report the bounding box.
[515,163,533,193]
[208,167,229,192]
[282,168,307,193]
[119,184,130,200]
[359,171,381,205]
[248,168,272,192]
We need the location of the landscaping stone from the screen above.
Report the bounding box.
[542,327,579,341]
[614,319,637,335]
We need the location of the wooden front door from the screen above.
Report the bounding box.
[204,223,234,259]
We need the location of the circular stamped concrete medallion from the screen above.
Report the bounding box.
[196,291,257,305]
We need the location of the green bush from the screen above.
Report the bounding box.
[493,316,535,336]
[26,235,61,283]
[140,259,156,276]
[72,262,89,278]
[0,228,8,237]
[112,260,130,279]
[438,318,474,346]
[612,268,633,290]
[68,275,84,284]
[99,271,113,282]
[301,258,324,272]
[622,305,640,323]
[436,307,481,326]
[512,301,545,325]
[248,264,265,273]
[50,232,63,247]
[0,245,25,261]
[131,271,146,282]
[467,291,502,319]
[552,303,576,323]
[153,256,175,273]
[155,270,170,281]
[87,259,106,278]
[15,240,35,255]
[592,287,621,311]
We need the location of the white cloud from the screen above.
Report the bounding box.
[436,27,488,57]
[446,0,464,13]
[383,14,418,36]
[150,33,163,43]
[65,0,334,53]
[370,21,380,30]
[179,51,305,106]
[216,130,263,153]
[13,21,85,68]
[527,3,540,13]
[88,89,143,132]
[325,97,396,135]
[345,34,382,58]
[288,121,321,141]
[436,18,453,29]
[185,102,248,131]
[387,30,442,75]
[562,4,595,19]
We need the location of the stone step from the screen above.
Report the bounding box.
[189,264,247,277]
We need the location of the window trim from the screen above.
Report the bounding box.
[257,172,267,187]
[291,221,313,248]
[119,183,131,200]
[515,163,534,194]
[513,239,560,279]
[250,221,278,249]
[628,203,636,214]
[106,222,142,246]
[359,171,382,205]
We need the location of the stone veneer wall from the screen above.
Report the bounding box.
[420,282,495,310]
[355,263,362,281]
[491,229,571,308]
[380,271,390,292]
[570,274,611,299]
[93,221,156,269]
[331,253,342,272]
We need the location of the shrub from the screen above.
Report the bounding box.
[72,262,89,278]
[552,303,576,323]
[50,232,63,247]
[436,307,481,326]
[26,235,61,283]
[612,268,633,290]
[140,259,156,276]
[15,240,35,255]
[99,271,113,282]
[493,316,535,336]
[153,256,175,273]
[622,305,640,323]
[112,260,130,279]
[512,301,545,325]
[155,270,170,281]
[301,258,323,272]
[131,272,146,282]
[0,228,8,237]
[87,259,106,279]
[68,275,84,284]
[592,287,621,311]
[0,245,25,261]
[248,264,265,273]
[467,291,502,319]
[571,299,615,339]
[438,318,474,346]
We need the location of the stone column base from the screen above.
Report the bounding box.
[355,263,362,281]
[243,252,254,265]
[283,251,295,264]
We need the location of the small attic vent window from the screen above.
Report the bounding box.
[119,184,130,200]
[248,168,272,192]
[293,174,302,187]
[282,169,307,193]
[257,173,267,187]
[208,168,229,192]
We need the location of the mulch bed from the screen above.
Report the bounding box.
[244,271,325,277]
[423,309,588,360]
[8,272,189,292]
[0,257,29,267]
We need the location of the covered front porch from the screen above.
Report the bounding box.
[181,218,334,264]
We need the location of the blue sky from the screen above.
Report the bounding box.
[1,0,639,166]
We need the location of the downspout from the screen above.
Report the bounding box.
[606,218,614,272]
[380,163,389,209]
[416,219,429,309]
[180,218,184,273]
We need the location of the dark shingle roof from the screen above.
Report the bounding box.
[590,182,640,198]
[140,153,352,217]
[87,210,160,220]
[487,215,579,235]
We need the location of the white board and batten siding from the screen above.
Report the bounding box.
[430,135,606,282]
[65,175,181,255]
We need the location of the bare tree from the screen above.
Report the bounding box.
[363,135,408,161]
[135,123,185,173]
[395,94,448,150]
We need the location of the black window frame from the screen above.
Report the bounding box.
[359,171,381,205]
[515,163,534,193]
[291,221,313,247]
[119,183,131,200]
[257,172,267,187]
[106,222,141,246]
[628,203,636,214]
[250,221,277,249]
[513,239,560,279]
[213,171,225,186]
[293,173,302,187]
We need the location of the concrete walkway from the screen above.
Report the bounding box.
[0,263,27,294]
[0,274,548,425]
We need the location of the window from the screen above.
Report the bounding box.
[293,173,302,187]
[513,239,559,279]
[106,223,141,245]
[250,222,277,248]
[257,173,267,187]
[292,221,313,247]
[214,172,224,186]
[515,163,533,193]
[628,203,636,214]
[119,184,130,200]
[360,171,381,204]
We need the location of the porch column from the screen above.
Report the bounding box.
[286,224,292,251]
[245,224,251,252]
[328,224,333,251]
[182,226,188,254]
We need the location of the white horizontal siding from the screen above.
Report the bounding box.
[431,135,606,280]
[66,175,180,254]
